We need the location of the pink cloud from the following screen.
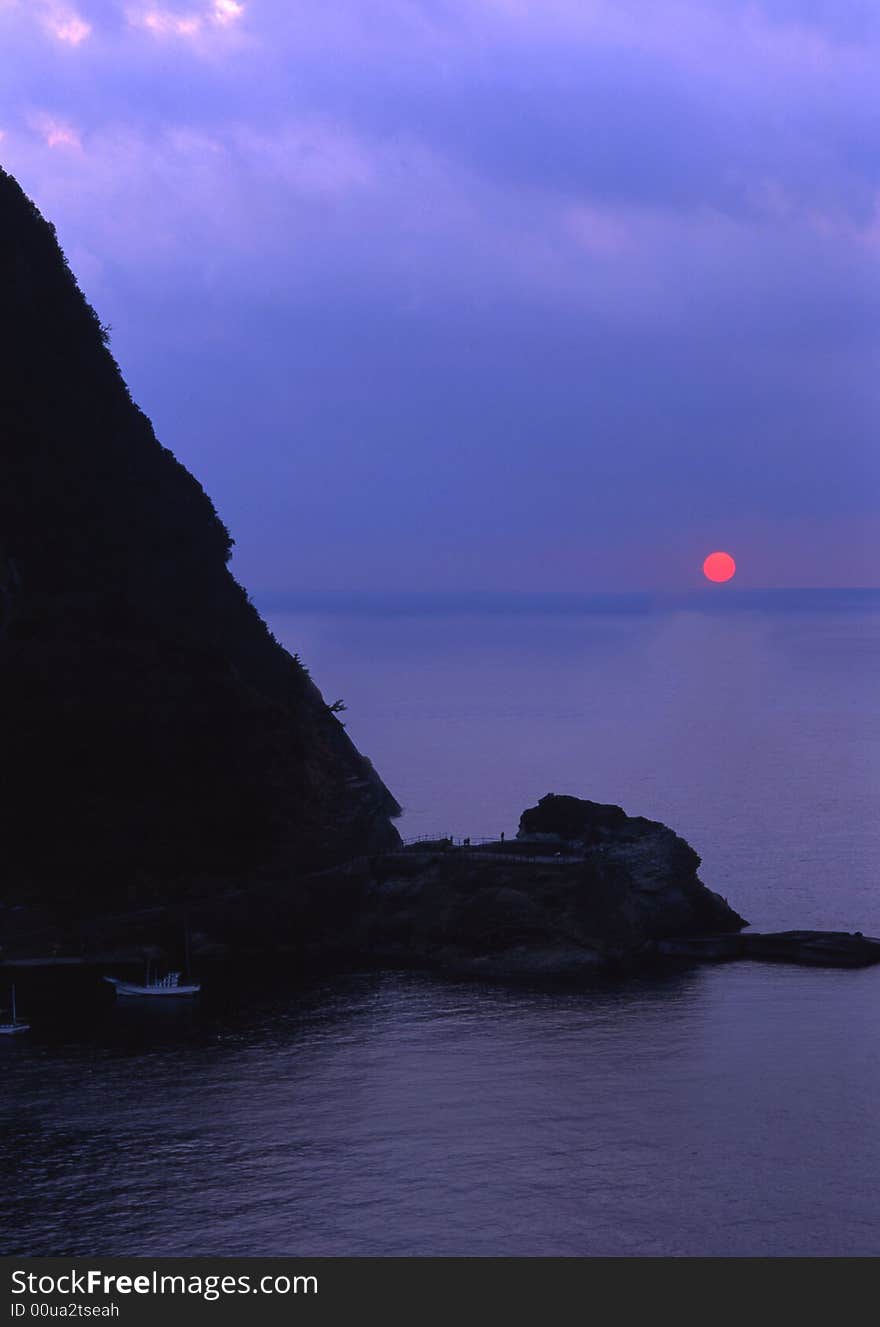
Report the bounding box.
[32,113,82,149]
[43,6,91,45]
[127,2,245,39]
[128,6,203,37]
[211,0,244,25]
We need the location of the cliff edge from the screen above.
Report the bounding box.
[0,167,400,910]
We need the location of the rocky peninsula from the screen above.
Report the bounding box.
[293,794,877,976]
[312,794,747,977]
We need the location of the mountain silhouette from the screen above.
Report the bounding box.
[0,166,400,913]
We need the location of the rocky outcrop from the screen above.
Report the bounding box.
[656,930,880,967]
[0,166,400,909]
[518,793,630,843]
[741,930,880,968]
[299,795,746,978]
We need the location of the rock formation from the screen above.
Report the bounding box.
[0,166,400,911]
[302,794,746,977]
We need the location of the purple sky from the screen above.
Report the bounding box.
[1,0,877,590]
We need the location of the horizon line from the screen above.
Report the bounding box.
[253,586,880,615]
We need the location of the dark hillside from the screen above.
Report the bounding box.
[0,167,400,910]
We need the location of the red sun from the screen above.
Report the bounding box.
[703,551,736,583]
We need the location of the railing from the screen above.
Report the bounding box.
[396,836,587,864]
[302,839,589,879]
[401,835,501,847]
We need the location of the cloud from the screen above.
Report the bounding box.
[126,1,244,39]
[3,1,876,286]
[128,7,203,37]
[42,5,91,44]
[0,2,94,46]
[30,113,82,149]
[211,0,243,24]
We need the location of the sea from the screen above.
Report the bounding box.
[2,589,878,1256]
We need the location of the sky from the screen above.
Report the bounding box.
[0,0,878,592]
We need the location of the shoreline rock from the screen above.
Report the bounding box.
[742,930,880,968]
[303,794,748,978]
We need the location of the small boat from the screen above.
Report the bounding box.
[0,985,30,1035]
[104,970,201,998]
[105,925,200,998]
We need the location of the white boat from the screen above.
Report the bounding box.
[104,970,201,998]
[0,985,30,1035]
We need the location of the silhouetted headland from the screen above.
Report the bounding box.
[0,165,401,921]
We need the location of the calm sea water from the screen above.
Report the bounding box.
[3,591,879,1256]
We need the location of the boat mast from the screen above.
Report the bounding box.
[11,985,16,1025]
